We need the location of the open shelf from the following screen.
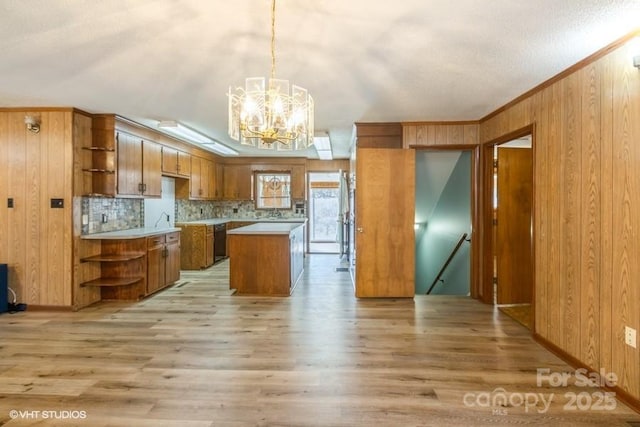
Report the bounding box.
[82,168,115,173]
[80,277,143,287]
[82,146,115,152]
[81,253,145,263]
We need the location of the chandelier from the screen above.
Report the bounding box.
[228,0,314,151]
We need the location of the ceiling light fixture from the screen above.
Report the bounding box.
[228,0,314,151]
[25,115,40,133]
[158,120,238,156]
[313,133,333,160]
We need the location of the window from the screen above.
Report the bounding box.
[255,172,292,210]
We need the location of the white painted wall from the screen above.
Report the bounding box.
[144,177,175,229]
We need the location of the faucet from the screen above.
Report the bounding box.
[269,209,282,218]
[154,211,171,228]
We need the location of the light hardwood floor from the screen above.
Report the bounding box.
[0,254,638,426]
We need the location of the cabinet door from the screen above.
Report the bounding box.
[147,244,165,294]
[161,146,179,175]
[355,148,415,297]
[190,156,203,199]
[142,141,162,197]
[215,164,224,199]
[206,227,214,267]
[200,159,211,200]
[117,132,143,196]
[291,165,306,200]
[223,164,253,200]
[165,240,181,284]
[207,161,217,199]
[177,151,191,177]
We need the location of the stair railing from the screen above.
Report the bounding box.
[426,232,469,295]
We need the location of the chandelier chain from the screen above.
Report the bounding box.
[271,0,276,80]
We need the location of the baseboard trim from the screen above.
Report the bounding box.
[533,332,640,415]
[26,305,74,312]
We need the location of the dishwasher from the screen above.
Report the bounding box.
[213,223,227,262]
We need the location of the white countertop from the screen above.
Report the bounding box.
[227,222,305,235]
[81,227,181,240]
[177,217,307,226]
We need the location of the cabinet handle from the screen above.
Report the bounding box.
[357,227,363,233]
[143,183,147,193]
[138,183,144,193]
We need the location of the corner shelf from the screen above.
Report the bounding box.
[80,277,143,288]
[81,253,145,263]
[80,251,145,289]
[82,146,115,152]
[82,168,115,173]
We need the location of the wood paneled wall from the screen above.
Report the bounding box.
[480,39,640,401]
[403,122,480,147]
[0,109,75,307]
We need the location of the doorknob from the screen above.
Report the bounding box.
[357,227,363,233]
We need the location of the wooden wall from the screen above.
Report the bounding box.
[403,122,480,147]
[0,109,75,307]
[480,37,640,401]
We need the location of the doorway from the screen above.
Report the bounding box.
[308,172,341,254]
[492,135,534,329]
[415,150,472,295]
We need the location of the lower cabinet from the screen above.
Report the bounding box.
[147,232,181,295]
[80,230,180,300]
[176,223,214,270]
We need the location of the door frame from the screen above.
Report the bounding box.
[479,124,536,329]
[412,144,481,299]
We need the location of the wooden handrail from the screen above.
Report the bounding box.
[426,232,469,295]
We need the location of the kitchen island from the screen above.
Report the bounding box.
[227,222,305,296]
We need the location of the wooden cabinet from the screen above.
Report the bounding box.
[291,165,306,200]
[223,164,253,200]
[214,163,224,200]
[147,235,166,295]
[80,231,180,300]
[80,238,147,300]
[117,131,162,197]
[147,231,181,295]
[162,146,191,178]
[176,223,214,270]
[166,232,181,284]
[190,157,216,199]
[83,116,118,197]
[228,224,305,296]
[227,221,256,230]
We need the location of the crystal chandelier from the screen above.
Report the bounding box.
[228,0,314,151]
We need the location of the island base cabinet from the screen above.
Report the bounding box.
[228,234,292,296]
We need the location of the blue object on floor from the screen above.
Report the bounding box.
[0,264,7,313]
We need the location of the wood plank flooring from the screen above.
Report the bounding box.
[0,254,638,426]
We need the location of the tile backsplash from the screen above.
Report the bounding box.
[82,197,143,234]
[176,200,306,222]
[82,197,307,234]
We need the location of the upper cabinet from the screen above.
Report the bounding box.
[161,146,191,178]
[223,164,253,200]
[189,157,218,200]
[87,115,162,198]
[291,165,306,200]
[116,131,162,197]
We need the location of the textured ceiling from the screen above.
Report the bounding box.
[0,0,639,158]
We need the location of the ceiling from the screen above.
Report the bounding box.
[0,1,639,159]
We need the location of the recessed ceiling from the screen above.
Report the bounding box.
[0,0,638,158]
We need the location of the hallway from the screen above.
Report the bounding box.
[0,255,638,426]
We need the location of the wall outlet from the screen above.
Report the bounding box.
[625,326,637,348]
[82,214,88,225]
[101,213,108,224]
